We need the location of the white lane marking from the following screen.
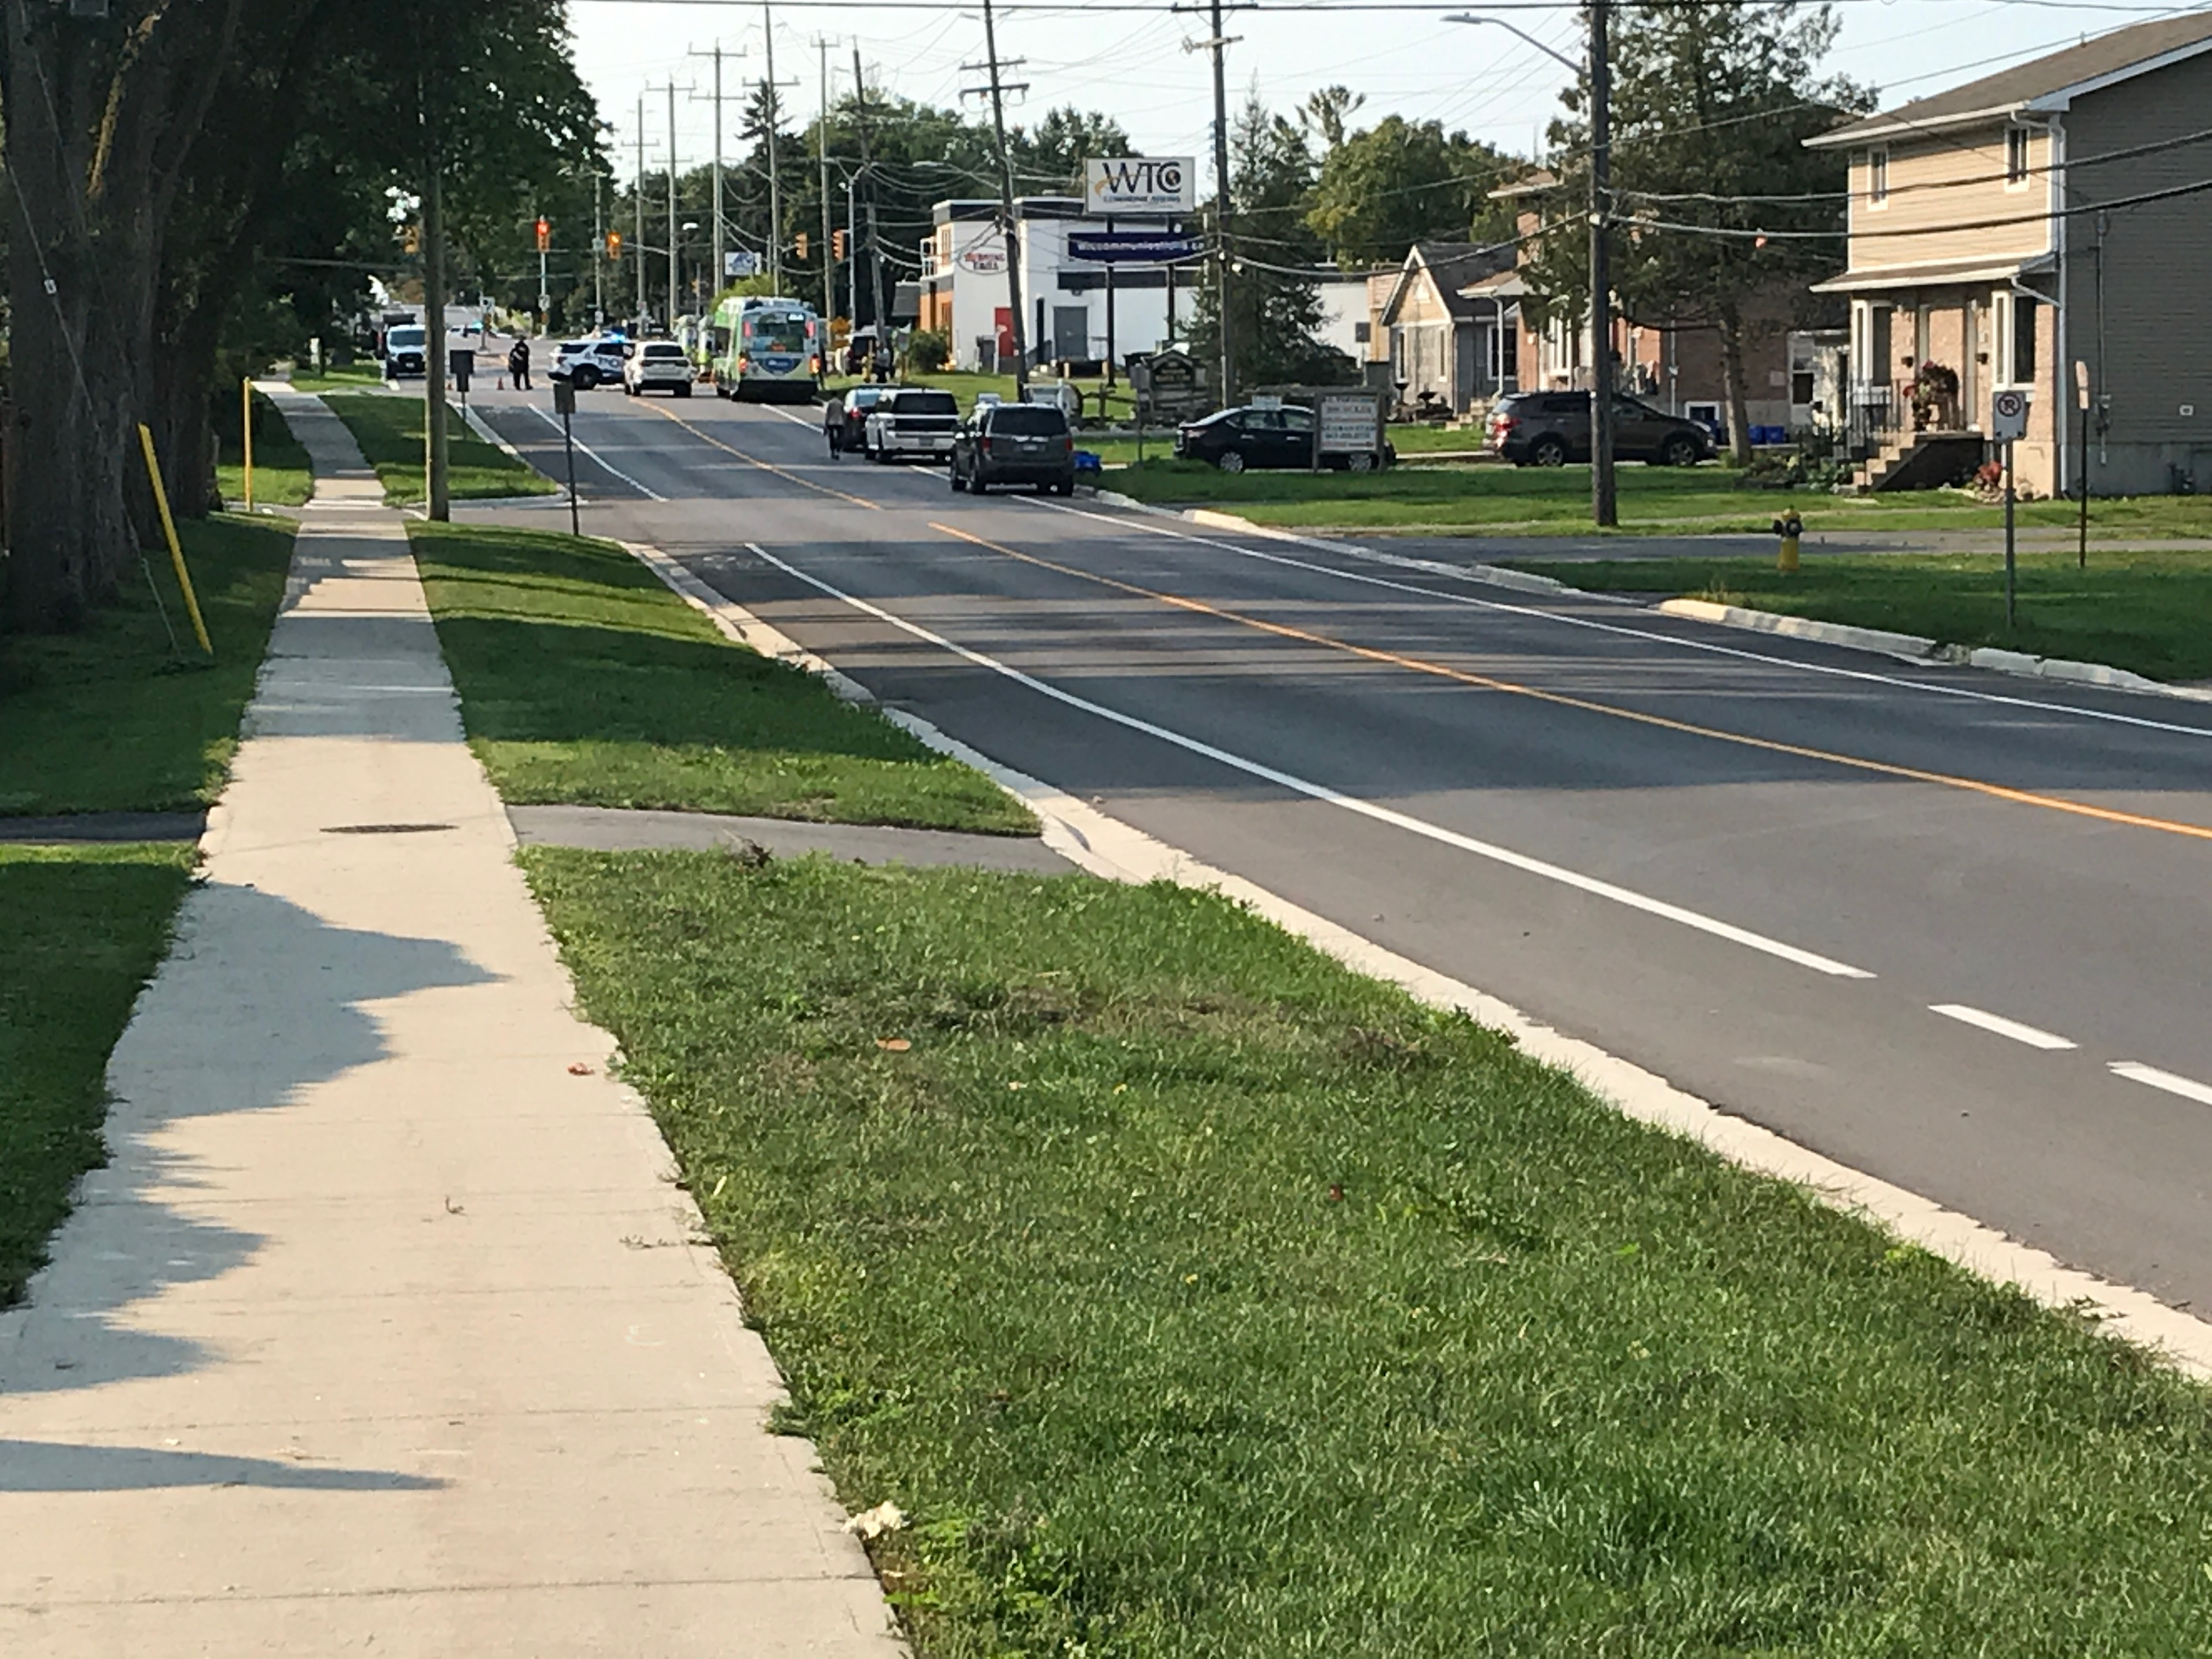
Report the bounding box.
[2111,1062,2212,1106]
[522,405,666,500]
[741,540,1873,980]
[1019,495,2212,744]
[1929,1003,2078,1051]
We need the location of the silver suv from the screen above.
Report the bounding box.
[624,341,694,398]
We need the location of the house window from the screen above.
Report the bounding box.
[1353,320,1371,343]
[1867,147,1889,208]
[2011,294,2038,385]
[2006,127,2030,188]
[1493,313,1518,386]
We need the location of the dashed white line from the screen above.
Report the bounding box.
[2110,1062,2212,1107]
[522,405,666,500]
[741,540,1875,981]
[1929,1003,2078,1051]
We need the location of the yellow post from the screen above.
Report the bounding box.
[242,377,255,513]
[137,424,213,656]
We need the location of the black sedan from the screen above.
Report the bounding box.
[825,386,885,458]
[1174,404,1390,473]
[1488,390,1713,467]
[950,402,1076,495]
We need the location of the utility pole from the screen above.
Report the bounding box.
[1587,0,1618,527]
[634,98,647,321]
[666,81,681,331]
[764,7,791,296]
[817,38,837,319]
[963,0,1030,393]
[852,49,886,332]
[696,47,729,311]
[422,60,450,521]
[593,165,606,325]
[1180,2,1239,407]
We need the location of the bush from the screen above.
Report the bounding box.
[907,329,951,374]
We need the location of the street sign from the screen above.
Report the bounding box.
[2074,359,2090,410]
[725,250,758,278]
[1066,231,1205,264]
[1084,157,1196,216]
[1318,394,1380,455]
[1992,387,2030,441]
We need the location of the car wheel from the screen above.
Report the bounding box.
[1058,479,1076,496]
[972,475,990,495]
[676,382,692,398]
[1530,436,1568,467]
[573,366,597,392]
[1346,450,1376,473]
[1217,449,1246,473]
[1661,434,1700,467]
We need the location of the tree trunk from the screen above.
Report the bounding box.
[1717,308,1753,468]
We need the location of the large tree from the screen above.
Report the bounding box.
[1521,0,1872,460]
[1190,92,1353,394]
[1305,113,1514,268]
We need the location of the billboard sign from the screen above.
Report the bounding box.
[1319,393,1381,455]
[1066,231,1205,264]
[724,250,759,278]
[1084,157,1197,216]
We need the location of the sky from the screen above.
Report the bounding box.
[567,0,2204,184]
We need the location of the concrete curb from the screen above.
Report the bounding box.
[616,533,2212,1385]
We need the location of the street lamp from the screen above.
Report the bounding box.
[680,221,701,317]
[1444,9,1617,527]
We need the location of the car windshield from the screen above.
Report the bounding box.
[990,406,1066,436]
[642,345,684,360]
[558,342,592,357]
[849,388,883,409]
[387,328,425,349]
[894,392,958,416]
[744,314,811,354]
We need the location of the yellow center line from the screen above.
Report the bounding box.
[640,401,882,511]
[928,520,2212,845]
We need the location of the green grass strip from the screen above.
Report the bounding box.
[216,390,314,510]
[0,515,296,817]
[1528,550,2212,683]
[0,844,196,1306]
[321,390,558,506]
[413,523,1034,833]
[527,849,2212,1656]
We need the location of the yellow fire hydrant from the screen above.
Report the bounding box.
[1773,510,1804,573]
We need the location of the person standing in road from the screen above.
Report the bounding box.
[508,336,532,391]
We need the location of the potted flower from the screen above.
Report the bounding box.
[1909,362,1959,430]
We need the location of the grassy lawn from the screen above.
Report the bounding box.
[1102,458,2212,538]
[528,848,2212,1656]
[322,390,558,507]
[283,360,386,394]
[0,844,197,1306]
[216,391,313,510]
[1529,549,2212,682]
[412,522,1034,833]
[0,515,297,816]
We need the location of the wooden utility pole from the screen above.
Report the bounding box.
[1207,0,1234,406]
[634,97,648,320]
[422,58,450,521]
[817,38,837,319]
[851,49,886,331]
[1587,0,1618,526]
[666,82,680,330]
[964,0,1030,392]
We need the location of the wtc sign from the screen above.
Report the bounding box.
[1084,157,1197,216]
[1991,387,2030,441]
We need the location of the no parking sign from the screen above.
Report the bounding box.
[1993,387,2030,441]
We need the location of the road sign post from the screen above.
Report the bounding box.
[1991,387,2030,629]
[2074,359,2091,570]
[552,372,580,538]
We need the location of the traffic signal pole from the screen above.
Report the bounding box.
[1587,0,1618,527]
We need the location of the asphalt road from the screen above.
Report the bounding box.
[468,383,2212,1314]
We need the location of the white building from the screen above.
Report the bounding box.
[917,198,1194,373]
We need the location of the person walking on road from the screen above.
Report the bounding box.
[507,336,532,391]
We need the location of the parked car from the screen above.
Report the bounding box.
[553,337,630,391]
[623,340,694,397]
[382,324,428,380]
[825,386,887,457]
[862,387,961,463]
[1488,390,1713,467]
[1173,404,1392,473]
[950,402,1076,495]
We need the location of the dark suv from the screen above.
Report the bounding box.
[1489,391,1713,467]
[950,402,1076,495]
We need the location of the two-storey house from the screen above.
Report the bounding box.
[1809,12,2212,494]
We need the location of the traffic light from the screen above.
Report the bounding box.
[606,230,623,260]
[534,217,550,252]
[832,229,848,260]
[794,232,809,259]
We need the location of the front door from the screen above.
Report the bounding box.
[1053,306,1089,363]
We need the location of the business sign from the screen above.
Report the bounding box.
[1084,156,1197,216]
[1991,387,2030,441]
[724,250,759,278]
[1065,232,1204,264]
[955,235,1007,274]
[1319,393,1381,455]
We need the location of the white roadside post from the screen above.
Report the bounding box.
[1993,387,2031,628]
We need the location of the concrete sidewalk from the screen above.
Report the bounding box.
[0,392,904,1655]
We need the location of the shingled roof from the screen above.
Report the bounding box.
[1811,10,2212,146]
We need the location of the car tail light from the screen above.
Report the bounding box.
[736,354,748,370]
[980,436,994,456]
[810,354,822,374]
